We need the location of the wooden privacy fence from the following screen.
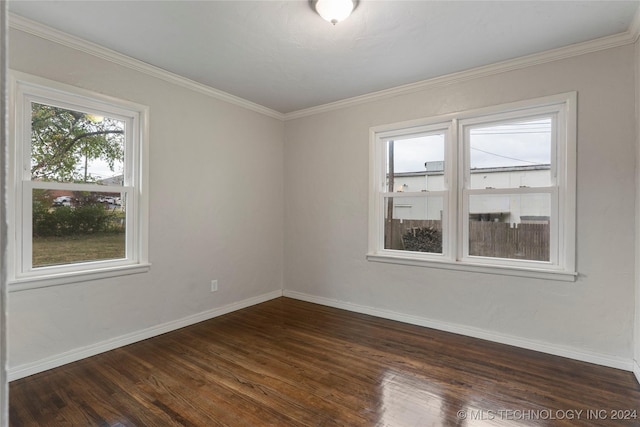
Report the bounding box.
[469,221,549,261]
[385,219,442,252]
[386,219,550,261]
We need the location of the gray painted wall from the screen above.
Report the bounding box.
[1,1,8,424]
[284,45,636,365]
[7,28,285,373]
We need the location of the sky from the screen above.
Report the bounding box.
[390,118,552,173]
[82,159,124,181]
[83,118,551,179]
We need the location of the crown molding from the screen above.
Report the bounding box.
[8,13,286,121]
[8,12,638,123]
[630,3,640,43]
[284,29,638,121]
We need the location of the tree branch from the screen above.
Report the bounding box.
[31,129,124,177]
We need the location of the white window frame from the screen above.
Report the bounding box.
[370,121,455,259]
[8,71,150,291]
[368,93,577,281]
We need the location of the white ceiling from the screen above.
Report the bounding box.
[8,0,640,114]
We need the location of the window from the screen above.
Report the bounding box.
[368,93,576,281]
[9,73,149,290]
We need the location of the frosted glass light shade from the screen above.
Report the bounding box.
[315,0,355,25]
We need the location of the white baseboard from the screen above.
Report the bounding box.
[8,289,283,381]
[283,290,634,372]
[11,288,633,381]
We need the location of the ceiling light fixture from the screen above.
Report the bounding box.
[312,0,357,25]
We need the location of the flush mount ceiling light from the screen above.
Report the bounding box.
[312,0,357,25]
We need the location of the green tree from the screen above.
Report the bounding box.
[31,103,124,183]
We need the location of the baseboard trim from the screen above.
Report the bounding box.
[634,360,640,384]
[8,289,283,381]
[283,290,634,372]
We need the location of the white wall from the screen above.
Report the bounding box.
[635,37,640,382]
[0,1,8,424]
[7,28,284,375]
[284,45,637,367]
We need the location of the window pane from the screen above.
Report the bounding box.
[31,102,125,185]
[386,133,445,192]
[468,193,550,261]
[32,189,126,268]
[469,118,551,189]
[384,196,443,254]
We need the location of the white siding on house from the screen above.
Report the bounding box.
[391,196,444,221]
[392,166,550,223]
[469,166,551,189]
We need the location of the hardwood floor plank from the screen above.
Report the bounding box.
[10,297,640,426]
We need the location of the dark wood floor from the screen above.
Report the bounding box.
[9,297,640,426]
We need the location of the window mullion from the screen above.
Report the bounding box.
[447,119,458,262]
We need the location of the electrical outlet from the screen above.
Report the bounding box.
[210,280,218,292]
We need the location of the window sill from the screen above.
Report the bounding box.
[8,263,152,292]
[366,253,577,282]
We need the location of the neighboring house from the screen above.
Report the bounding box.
[390,162,551,224]
[99,175,124,186]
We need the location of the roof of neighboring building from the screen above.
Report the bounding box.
[394,164,551,177]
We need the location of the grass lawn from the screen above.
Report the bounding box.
[33,233,126,267]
